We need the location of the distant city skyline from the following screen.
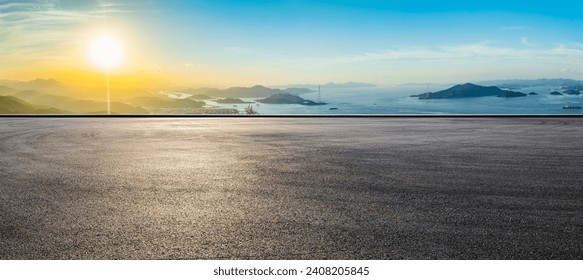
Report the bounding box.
[1,0,583,88]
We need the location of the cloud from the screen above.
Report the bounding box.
[328,42,583,65]
[0,0,146,65]
[183,63,209,69]
[0,5,88,61]
[54,0,99,11]
[267,42,583,75]
[225,46,255,55]
[317,42,512,65]
[560,68,583,74]
[498,26,529,31]
[441,42,517,57]
[521,37,534,47]
[0,1,37,12]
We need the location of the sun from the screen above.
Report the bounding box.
[89,34,123,69]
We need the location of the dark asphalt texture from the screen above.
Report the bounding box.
[0,117,582,260]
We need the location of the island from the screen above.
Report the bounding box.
[257,93,327,105]
[549,91,563,96]
[497,91,527,98]
[410,83,527,99]
[564,89,581,95]
[215,98,253,104]
[282,88,316,95]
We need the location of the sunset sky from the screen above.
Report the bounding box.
[1,0,583,88]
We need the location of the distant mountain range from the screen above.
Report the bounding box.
[411,83,527,99]
[181,85,304,98]
[180,86,325,106]
[180,85,318,99]
[0,96,68,114]
[0,78,158,100]
[0,79,321,114]
[479,78,583,88]
[10,89,148,114]
[126,96,205,110]
[3,78,582,114]
[0,85,18,95]
[0,79,73,96]
[0,79,159,114]
[281,88,316,95]
[276,82,376,89]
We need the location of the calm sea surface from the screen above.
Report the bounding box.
[200,85,583,115]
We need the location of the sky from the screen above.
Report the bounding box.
[1,0,583,88]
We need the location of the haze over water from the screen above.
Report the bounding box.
[188,85,583,115]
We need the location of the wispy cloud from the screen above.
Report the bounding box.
[225,46,256,55]
[266,41,583,73]
[520,37,534,47]
[254,42,583,84]
[0,0,145,64]
[0,1,37,11]
[183,62,209,69]
[498,25,530,31]
[323,42,583,65]
[561,68,583,74]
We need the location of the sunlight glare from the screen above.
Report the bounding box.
[89,34,123,69]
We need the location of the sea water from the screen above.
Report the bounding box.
[198,85,583,115]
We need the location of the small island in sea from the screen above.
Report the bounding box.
[564,89,581,95]
[411,83,527,99]
[257,93,327,106]
[215,98,253,104]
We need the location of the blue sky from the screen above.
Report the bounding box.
[1,0,583,86]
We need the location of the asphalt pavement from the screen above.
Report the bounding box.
[1,117,582,259]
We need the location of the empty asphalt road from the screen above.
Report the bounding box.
[1,117,582,259]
